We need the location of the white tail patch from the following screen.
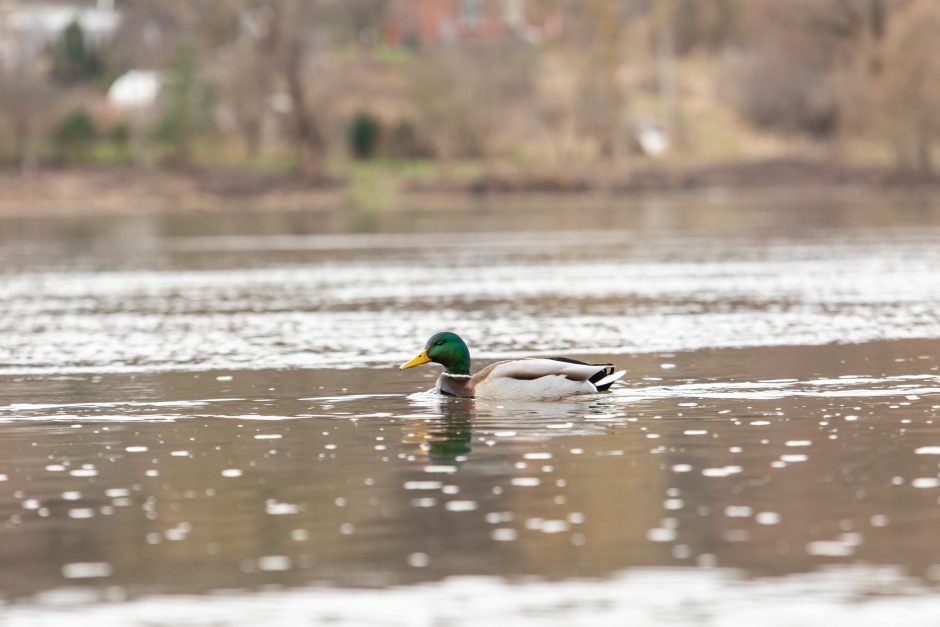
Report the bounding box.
[594,370,627,389]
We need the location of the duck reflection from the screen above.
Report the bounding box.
[426,407,473,463]
[404,391,627,465]
[403,394,475,465]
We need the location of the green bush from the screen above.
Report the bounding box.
[348,111,382,160]
[51,108,98,162]
[109,122,130,147]
[105,122,133,162]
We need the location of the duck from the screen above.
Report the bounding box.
[399,331,625,401]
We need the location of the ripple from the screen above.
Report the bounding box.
[7,566,940,626]
[3,228,940,375]
[613,374,940,402]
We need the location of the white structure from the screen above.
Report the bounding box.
[108,69,161,109]
[635,122,670,157]
[0,1,121,70]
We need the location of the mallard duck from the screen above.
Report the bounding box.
[400,331,625,401]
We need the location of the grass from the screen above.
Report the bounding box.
[372,46,414,66]
[341,158,486,184]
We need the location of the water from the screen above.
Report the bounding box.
[2,195,940,624]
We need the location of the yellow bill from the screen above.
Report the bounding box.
[400,349,431,370]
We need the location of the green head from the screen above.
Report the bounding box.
[399,331,471,375]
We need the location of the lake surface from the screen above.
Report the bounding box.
[2,194,940,625]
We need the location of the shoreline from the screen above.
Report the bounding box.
[1,159,939,218]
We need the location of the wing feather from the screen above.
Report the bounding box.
[469,358,623,400]
[477,359,609,383]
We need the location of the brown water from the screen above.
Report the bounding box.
[2,195,940,625]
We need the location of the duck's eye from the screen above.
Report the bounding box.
[434,340,444,346]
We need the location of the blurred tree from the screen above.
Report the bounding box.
[151,45,216,163]
[0,71,57,173]
[410,45,535,166]
[672,0,741,54]
[215,0,328,179]
[723,1,844,137]
[217,39,275,158]
[50,20,105,85]
[319,0,389,46]
[876,0,940,172]
[276,1,328,180]
[773,0,937,170]
[656,0,682,148]
[387,120,429,159]
[571,0,633,166]
[14,0,938,179]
